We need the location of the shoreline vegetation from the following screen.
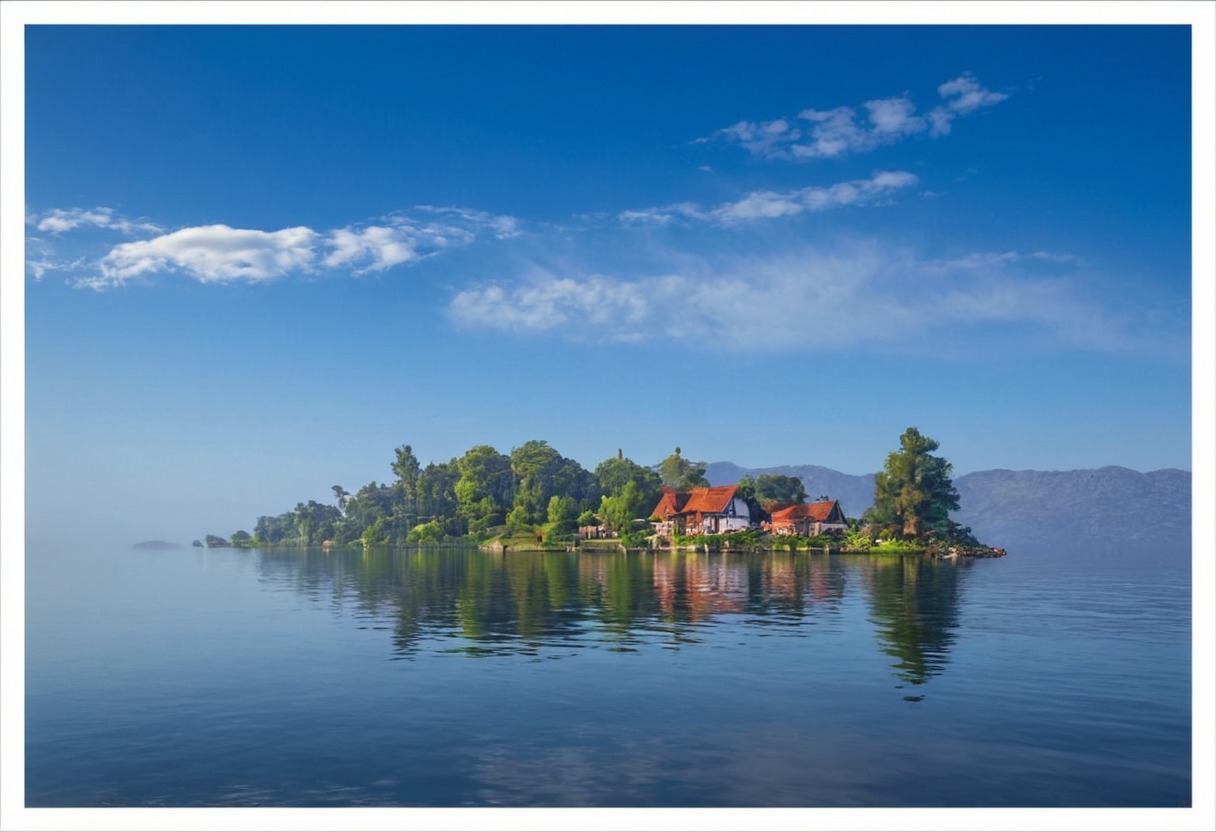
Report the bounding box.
[199,428,1005,560]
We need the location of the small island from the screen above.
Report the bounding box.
[202,428,1003,559]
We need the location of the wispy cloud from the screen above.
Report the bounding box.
[450,269,649,333]
[707,73,1007,160]
[32,206,163,235]
[31,206,521,289]
[322,214,481,274]
[415,205,521,240]
[620,170,918,226]
[448,244,1142,354]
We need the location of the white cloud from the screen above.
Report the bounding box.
[414,205,521,239]
[450,270,647,334]
[865,96,926,135]
[322,216,479,274]
[324,226,423,271]
[938,73,1009,114]
[95,225,319,287]
[447,244,1130,354]
[33,206,162,235]
[621,171,918,226]
[709,74,1007,160]
[714,117,802,157]
[923,249,1086,273]
[37,204,520,288]
[792,106,876,159]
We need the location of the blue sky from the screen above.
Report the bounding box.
[14,20,1204,543]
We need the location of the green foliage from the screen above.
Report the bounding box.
[224,437,914,555]
[509,440,597,528]
[770,534,836,550]
[618,528,653,549]
[867,427,963,542]
[598,479,654,534]
[871,538,926,553]
[674,528,763,550]
[292,500,342,546]
[595,455,661,501]
[754,474,808,511]
[546,495,579,533]
[417,460,461,534]
[456,445,514,533]
[657,447,709,489]
[843,527,874,551]
[407,520,445,543]
[392,445,421,504]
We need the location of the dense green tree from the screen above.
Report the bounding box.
[599,480,651,534]
[331,485,350,513]
[417,460,461,535]
[867,427,963,540]
[657,447,709,489]
[293,500,342,546]
[254,512,296,545]
[509,440,563,527]
[338,481,393,543]
[754,474,808,510]
[456,445,514,534]
[595,455,661,499]
[544,494,580,540]
[391,445,421,510]
[509,440,598,528]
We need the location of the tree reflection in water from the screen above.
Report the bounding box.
[253,548,965,684]
[861,555,966,686]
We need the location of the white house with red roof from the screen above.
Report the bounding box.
[650,484,752,535]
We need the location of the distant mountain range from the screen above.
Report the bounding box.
[704,462,1191,556]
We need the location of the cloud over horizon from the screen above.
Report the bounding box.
[707,73,1008,161]
[448,243,1163,356]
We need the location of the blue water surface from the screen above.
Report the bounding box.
[25,543,1191,807]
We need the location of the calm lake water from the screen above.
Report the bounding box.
[25,542,1191,808]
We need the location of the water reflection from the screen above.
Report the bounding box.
[254,548,965,683]
[861,555,966,685]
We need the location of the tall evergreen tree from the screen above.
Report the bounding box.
[869,427,962,540]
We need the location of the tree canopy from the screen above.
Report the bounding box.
[753,474,808,510]
[657,447,709,490]
[866,427,974,544]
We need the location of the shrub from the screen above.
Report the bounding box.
[407,520,446,543]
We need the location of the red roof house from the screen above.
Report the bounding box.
[769,499,848,536]
[650,484,752,535]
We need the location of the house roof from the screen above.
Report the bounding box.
[770,499,841,523]
[679,484,740,515]
[651,486,690,519]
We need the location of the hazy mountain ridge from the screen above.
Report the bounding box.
[705,461,1191,555]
